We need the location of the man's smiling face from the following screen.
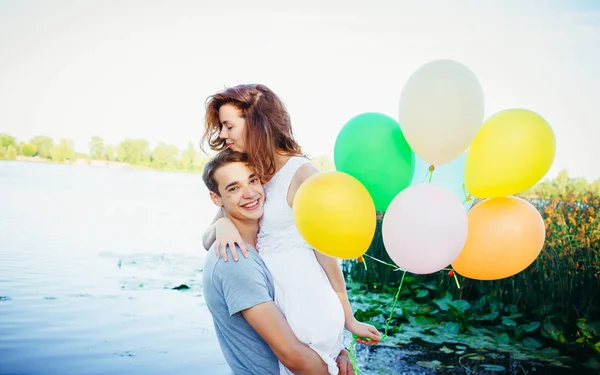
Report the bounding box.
[210,162,264,222]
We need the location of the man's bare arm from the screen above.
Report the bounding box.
[242,301,329,375]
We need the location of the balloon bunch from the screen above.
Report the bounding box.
[293,59,556,282]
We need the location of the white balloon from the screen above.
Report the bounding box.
[382,183,468,275]
[399,60,485,166]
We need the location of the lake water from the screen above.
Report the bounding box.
[0,161,229,375]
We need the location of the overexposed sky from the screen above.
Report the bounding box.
[1,0,599,180]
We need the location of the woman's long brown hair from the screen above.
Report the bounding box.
[201,84,303,182]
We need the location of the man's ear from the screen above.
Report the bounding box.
[209,191,223,207]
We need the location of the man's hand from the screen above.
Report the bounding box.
[336,349,355,375]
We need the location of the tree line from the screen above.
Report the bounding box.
[0,133,208,172]
[0,133,337,173]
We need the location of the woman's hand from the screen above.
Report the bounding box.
[346,318,382,346]
[214,217,247,261]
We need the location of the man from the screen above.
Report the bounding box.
[201,149,354,375]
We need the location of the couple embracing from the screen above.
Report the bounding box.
[200,84,381,375]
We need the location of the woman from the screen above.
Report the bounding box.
[201,84,381,375]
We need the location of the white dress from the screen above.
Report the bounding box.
[256,156,345,375]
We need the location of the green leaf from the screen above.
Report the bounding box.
[433,292,453,311]
[542,320,567,343]
[408,315,437,326]
[583,358,600,370]
[474,311,499,321]
[489,300,503,312]
[472,295,487,310]
[467,355,485,361]
[522,337,543,350]
[495,333,510,345]
[576,319,600,336]
[448,299,471,313]
[439,346,454,354]
[346,281,362,290]
[420,334,446,345]
[521,321,541,333]
[539,347,560,358]
[502,317,517,327]
[480,364,506,372]
[443,322,461,334]
[433,300,449,311]
[416,289,430,298]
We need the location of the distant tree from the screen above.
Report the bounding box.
[6,145,17,160]
[89,136,105,160]
[592,179,600,196]
[150,143,169,169]
[180,143,204,171]
[116,139,150,165]
[20,143,38,157]
[150,143,179,170]
[50,139,76,163]
[0,146,6,159]
[105,145,116,161]
[521,169,600,202]
[166,145,179,169]
[0,134,17,149]
[116,143,127,162]
[555,169,569,190]
[30,136,54,158]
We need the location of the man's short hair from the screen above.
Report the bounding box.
[202,149,249,195]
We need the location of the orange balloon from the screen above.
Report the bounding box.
[452,196,545,280]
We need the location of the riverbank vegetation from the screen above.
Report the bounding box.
[344,172,600,372]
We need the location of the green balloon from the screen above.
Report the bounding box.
[334,112,415,211]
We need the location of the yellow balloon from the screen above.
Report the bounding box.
[465,109,556,198]
[293,171,376,259]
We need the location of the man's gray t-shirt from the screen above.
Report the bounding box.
[203,244,279,375]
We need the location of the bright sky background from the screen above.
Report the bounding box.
[1,0,599,180]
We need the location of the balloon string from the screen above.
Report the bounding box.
[347,337,360,374]
[363,254,404,271]
[382,270,406,339]
[362,254,461,288]
[349,256,461,373]
[444,268,462,289]
[428,165,435,183]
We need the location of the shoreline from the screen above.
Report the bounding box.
[5,156,202,175]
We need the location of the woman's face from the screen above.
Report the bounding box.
[218,104,246,152]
